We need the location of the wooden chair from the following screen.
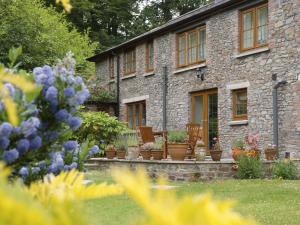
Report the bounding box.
[186,123,203,156]
[138,126,168,158]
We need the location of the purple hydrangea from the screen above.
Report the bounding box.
[4,83,16,97]
[20,117,40,138]
[75,89,90,105]
[89,145,100,155]
[69,162,78,170]
[33,65,55,86]
[68,116,81,131]
[45,86,58,102]
[2,149,19,164]
[0,137,10,150]
[55,109,69,121]
[31,167,41,175]
[64,87,75,98]
[19,167,29,177]
[38,160,47,169]
[17,139,30,154]
[0,122,13,137]
[30,136,42,150]
[63,140,78,151]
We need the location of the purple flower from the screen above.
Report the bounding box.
[55,109,69,121]
[69,162,78,170]
[0,137,10,150]
[19,167,29,177]
[75,89,89,105]
[75,76,83,85]
[4,83,15,96]
[45,86,58,102]
[64,87,75,98]
[63,140,78,151]
[38,160,46,169]
[33,65,55,86]
[89,145,100,155]
[17,139,30,154]
[20,117,40,138]
[0,122,13,137]
[30,136,42,150]
[31,167,41,175]
[48,163,58,174]
[2,149,19,164]
[68,116,81,131]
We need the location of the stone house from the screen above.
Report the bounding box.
[88,0,300,157]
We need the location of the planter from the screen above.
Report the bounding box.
[195,147,206,161]
[264,148,278,160]
[140,150,151,160]
[105,149,116,159]
[116,150,126,159]
[232,147,244,161]
[127,146,140,160]
[245,149,260,159]
[151,150,163,160]
[210,150,223,161]
[168,143,188,161]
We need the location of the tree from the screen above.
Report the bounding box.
[0,0,97,78]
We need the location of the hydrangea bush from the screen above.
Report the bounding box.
[0,52,99,183]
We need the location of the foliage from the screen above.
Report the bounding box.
[112,168,257,225]
[127,133,138,147]
[0,0,97,79]
[0,52,99,184]
[113,134,128,152]
[168,130,187,143]
[236,156,262,179]
[76,111,127,146]
[272,159,298,180]
[211,137,222,151]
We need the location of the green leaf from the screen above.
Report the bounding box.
[8,46,22,67]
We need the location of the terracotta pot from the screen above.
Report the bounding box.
[151,150,163,160]
[210,150,223,161]
[168,143,188,161]
[264,148,278,160]
[116,150,126,159]
[105,149,116,159]
[140,150,151,160]
[127,146,140,160]
[232,147,244,161]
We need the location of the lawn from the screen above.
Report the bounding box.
[84,170,300,225]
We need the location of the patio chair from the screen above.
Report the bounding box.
[186,123,203,157]
[138,126,168,158]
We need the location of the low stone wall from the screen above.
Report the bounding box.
[86,158,300,181]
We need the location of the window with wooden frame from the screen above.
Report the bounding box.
[108,56,114,79]
[240,3,268,51]
[146,41,154,72]
[232,89,248,120]
[177,26,206,68]
[126,101,146,129]
[123,48,136,75]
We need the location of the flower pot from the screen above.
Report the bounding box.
[127,146,140,160]
[264,148,278,160]
[195,147,206,161]
[151,150,163,160]
[232,147,244,161]
[105,149,116,159]
[116,150,126,159]
[168,143,188,161]
[210,150,223,161]
[140,150,151,160]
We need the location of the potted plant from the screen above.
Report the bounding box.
[114,136,127,159]
[140,142,153,160]
[209,137,222,161]
[168,131,188,161]
[244,133,260,159]
[195,140,206,161]
[151,141,164,160]
[231,138,245,161]
[126,133,140,160]
[105,144,116,159]
[264,144,278,160]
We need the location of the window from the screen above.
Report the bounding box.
[124,48,136,75]
[127,101,146,129]
[232,89,248,120]
[108,56,114,79]
[146,41,154,72]
[240,3,268,51]
[177,26,206,68]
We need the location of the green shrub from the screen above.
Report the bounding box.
[236,156,262,179]
[76,111,127,146]
[168,130,187,143]
[272,159,298,180]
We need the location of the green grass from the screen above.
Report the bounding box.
[84,170,300,225]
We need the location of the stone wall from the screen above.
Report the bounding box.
[95,0,300,155]
[86,158,300,181]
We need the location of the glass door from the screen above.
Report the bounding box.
[191,89,218,150]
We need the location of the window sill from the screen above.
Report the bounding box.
[143,71,155,77]
[229,120,248,126]
[235,47,270,58]
[109,79,115,83]
[173,63,206,74]
[121,74,136,80]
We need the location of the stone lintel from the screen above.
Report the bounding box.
[226,81,250,90]
[122,95,149,104]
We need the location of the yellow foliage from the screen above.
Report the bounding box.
[113,168,258,225]
[56,0,72,12]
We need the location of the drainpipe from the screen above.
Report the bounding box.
[272,74,287,154]
[115,54,120,119]
[162,66,168,131]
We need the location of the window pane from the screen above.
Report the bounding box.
[142,103,146,126]
[135,105,139,128]
[235,90,247,115]
[193,95,203,127]
[257,6,268,45]
[178,35,186,66]
[127,106,133,129]
[198,29,206,61]
[188,32,197,64]
[242,12,254,49]
[132,50,136,71]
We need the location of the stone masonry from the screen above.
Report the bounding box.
[92,0,300,156]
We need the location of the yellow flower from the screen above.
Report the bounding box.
[56,0,72,12]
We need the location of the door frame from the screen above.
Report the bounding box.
[191,88,218,150]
